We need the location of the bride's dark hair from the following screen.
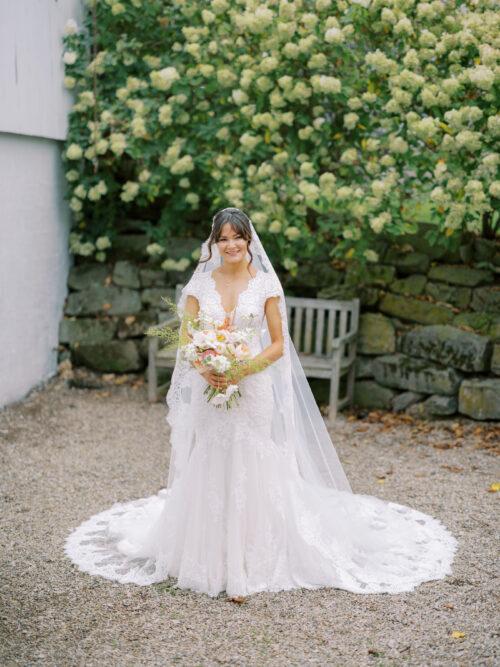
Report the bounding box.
[199,207,254,270]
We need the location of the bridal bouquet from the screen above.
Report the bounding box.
[147,297,269,410]
[181,313,257,409]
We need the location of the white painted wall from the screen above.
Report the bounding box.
[0,0,81,140]
[0,0,82,407]
[0,134,71,406]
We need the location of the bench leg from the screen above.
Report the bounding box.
[148,337,158,403]
[346,342,357,409]
[328,349,341,425]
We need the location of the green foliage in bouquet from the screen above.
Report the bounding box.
[63,0,499,273]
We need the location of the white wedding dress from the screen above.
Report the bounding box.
[65,268,458,598]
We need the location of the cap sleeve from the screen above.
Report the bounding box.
[264,272,283,300]
[177,271,203,316]
[182,272,202,301]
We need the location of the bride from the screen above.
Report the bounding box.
[64,207,458,598]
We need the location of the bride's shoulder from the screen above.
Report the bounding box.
[188,269,211,284]
[261,270,282,298]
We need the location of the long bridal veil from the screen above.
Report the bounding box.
[64,207,458,594]
[166,209,353,496]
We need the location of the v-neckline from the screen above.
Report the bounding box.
[209,269,260,315]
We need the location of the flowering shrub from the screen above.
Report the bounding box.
[63,0,499,272]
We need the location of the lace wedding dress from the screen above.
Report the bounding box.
[65,267,458,598]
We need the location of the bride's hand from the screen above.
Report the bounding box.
[198,368,228,389]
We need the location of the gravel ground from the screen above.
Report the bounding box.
[1,373,498,667]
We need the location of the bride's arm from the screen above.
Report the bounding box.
[179,294,199,346]
[212,296,284,387]
[239,296,284,378]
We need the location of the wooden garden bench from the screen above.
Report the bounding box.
[147,284,359,423]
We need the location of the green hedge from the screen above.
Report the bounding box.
[62,0,499,275]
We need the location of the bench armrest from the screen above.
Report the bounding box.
[330,331,358,350]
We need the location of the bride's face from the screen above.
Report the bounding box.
[216,223,248,264]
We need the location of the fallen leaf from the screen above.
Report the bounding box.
[125,315,136,325]
[441,465,465,473]
[433,442,452,450]
[451,630,465,639]
[488,483,500,493]
[227,596,247,604]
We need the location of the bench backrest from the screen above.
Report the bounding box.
[174,283,359,357]
[286,296,359,356]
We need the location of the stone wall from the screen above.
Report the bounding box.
[316,234,499,421]
[59,229,499,421]
[59,234,199,377]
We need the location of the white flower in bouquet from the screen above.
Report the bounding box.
[209,355,231,374]
[178,311,258,409]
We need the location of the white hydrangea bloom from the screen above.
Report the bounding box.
[95,236,111,250]
[324,27,344,44]
[310,75,341,94]
[467,65,494,90]
[111,3,125,15]
[365,50,397,75]
[370,211,391,233]
[284,226,301,240]
[340,148,358,165]
[239,133,261,151]
[110,133,127,156]
[455,130,482,151]
[171,155,194,175]
[63,51,77,65]
[147,243,165,256]
[336,186,353,200]
[119,182,139,203]
[488,181,500,198]
[74,184,86,199]
[69,197,82,212]
[186,192,199,206]
[217,68,238,87]
[150,66,180,91]
[66,144,83,160]
[232,89,249,105]
[364,249,379,262]
[269,220,282,233]
[343,112,359,129]
[300,162,315,178]
[487,115,500,137]
[64,19,78,35]
[131,117,147,138]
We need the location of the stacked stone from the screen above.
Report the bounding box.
[60,261,176,373]
[317,238,499,421]
[60,228,499,420]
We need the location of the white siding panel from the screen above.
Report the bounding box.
[0,0,82,140]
